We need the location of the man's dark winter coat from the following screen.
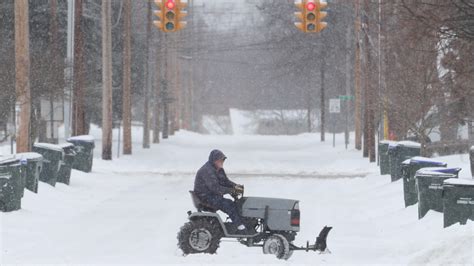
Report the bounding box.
[194,149,236,199]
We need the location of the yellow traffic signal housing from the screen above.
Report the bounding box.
[153,0,187,32]
[294,0,306,32]
[153,0,165,31]
[315,0,328,32]
[175,0,188,31]
[305,1,317,32]
[294,0,327,33]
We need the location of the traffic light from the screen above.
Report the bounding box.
[294,0,306,32]
[153,0,187,32]
[294,0,327,33]
[315,0,327,32]
[176,0,187,31]
[153,0,165,31]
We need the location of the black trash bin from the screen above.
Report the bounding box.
[401,157,447,207]
[443,178,474,227]
[17,152,43,193]
[379,141,395,175]
[58,143,76,185]
[415,168,461,219]
[0,157,25,212]
[388,141,421,182]
[32,143,64,187]
[67,135,95,173]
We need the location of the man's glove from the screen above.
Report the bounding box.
[234,184,244,194]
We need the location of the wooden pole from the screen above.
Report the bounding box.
[102,0,113,160]
[122,0,132,154]
[152,34,162,144]
[143,0,152,148]
[15,0,31,153]
[320,52,326,142]
[354,0,362,150]
[72,0,86,136]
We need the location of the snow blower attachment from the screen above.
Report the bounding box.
[290,226,332,253]
[177,189,332,260]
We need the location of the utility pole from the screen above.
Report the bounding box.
[168,36,176,136]
[122,0,132,155]
[190,0,196,131]
[345,26,351,149]
[72,0,86,136]
[143,0,152,148]
[49,0,60,143]
[354,0,362,150]
[362,1,369,158]
[15,0,31,153]
[101,0,113,160]
[364,0,376,162]
[64,0,75,139]
[162,39,170,139]
[152,32,162,144]
[175,33,182,133]
[320,49,326,142]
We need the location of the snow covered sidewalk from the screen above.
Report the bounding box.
[1,131,473,265]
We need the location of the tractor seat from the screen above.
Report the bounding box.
[189,191,218,213]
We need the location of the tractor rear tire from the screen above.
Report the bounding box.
[177,219,222,255]
[262,234,293,260]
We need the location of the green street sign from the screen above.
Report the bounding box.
[339,95,354,101]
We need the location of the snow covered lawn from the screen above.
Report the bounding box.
[1,130,473,265]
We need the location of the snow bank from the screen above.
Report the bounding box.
[1,129,473,264]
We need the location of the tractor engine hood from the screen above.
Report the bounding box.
[240,197,299,212]
[239,197,300,231]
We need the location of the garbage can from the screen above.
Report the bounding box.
[379,141,395,175]
[470,146,473,178]
[17,152,43,193]
[415,168,459,219]
[442,178,474,227]
[401,157,447,207]
[67,135,95,173]
[58,143,76,185]
[32,143,64,187]
[0,158,25,212]
[388,141,421,182]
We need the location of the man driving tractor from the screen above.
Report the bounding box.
[194,149,246,232]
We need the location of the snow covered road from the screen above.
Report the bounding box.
[1,130,473,265]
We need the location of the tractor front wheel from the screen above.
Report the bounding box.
[177,219,222,255]
[262,234,293,260]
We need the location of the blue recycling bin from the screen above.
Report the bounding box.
[401,157,447,207]
[416,167,461,219]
